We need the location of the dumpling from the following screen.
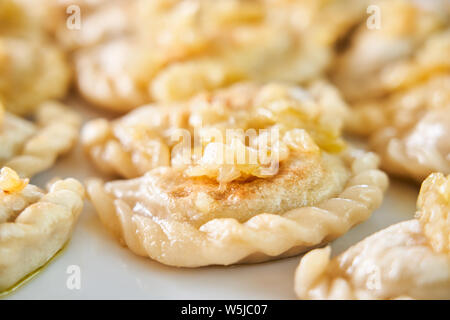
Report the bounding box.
[330,0,450,181]
[0,101,81,178]
[0,167,85,292]
[295,172,450,300]
[332,0,449,105]
[356,28,449,181]
[333,0,449,137]
[0,0,71,115]
[370,75,450,182]
[72,0,364,112]
[85,82,388,267]
[344,26,450,135]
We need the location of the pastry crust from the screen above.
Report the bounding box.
[0,167,85,291]
[72,0,364,112]
[85,82,388,267]
[0,0,71,115]
[295,173,450,300]
[0,101,81,178]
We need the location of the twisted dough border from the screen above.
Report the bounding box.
[81,117,146,179]
[0,178,85,291]
[4,101,81,178]
[87,148,388,267]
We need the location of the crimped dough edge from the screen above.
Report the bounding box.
[87,147,388,267]
[1,101,81,178]
[0,178,85,291]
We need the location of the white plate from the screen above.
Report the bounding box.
[5,100,419,300]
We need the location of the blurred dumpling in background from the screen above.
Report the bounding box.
[75,0,336,111]
[37,0,368,112]
[0,0,71,115]
[356,30,450,181]
[330,0,450,181]
[25,0,133,51]
[332,0,449,107]
[370,72,450,182]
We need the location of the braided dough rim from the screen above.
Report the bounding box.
[3,101,81,178]
[0,178,85,291]
[87,147,388,267]
[81,117,158,179]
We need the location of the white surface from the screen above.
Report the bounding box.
[5,101,420,300]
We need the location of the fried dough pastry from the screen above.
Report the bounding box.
[295,173,450,300]
[0,101,81,178]
[0,0,71,115]
[85,82,388,267]
[0,167,85,292]
[73,0,365,112]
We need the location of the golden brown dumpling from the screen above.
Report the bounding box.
[295,173,450,300]
[85,82,388,267]
[0,0,71,115]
